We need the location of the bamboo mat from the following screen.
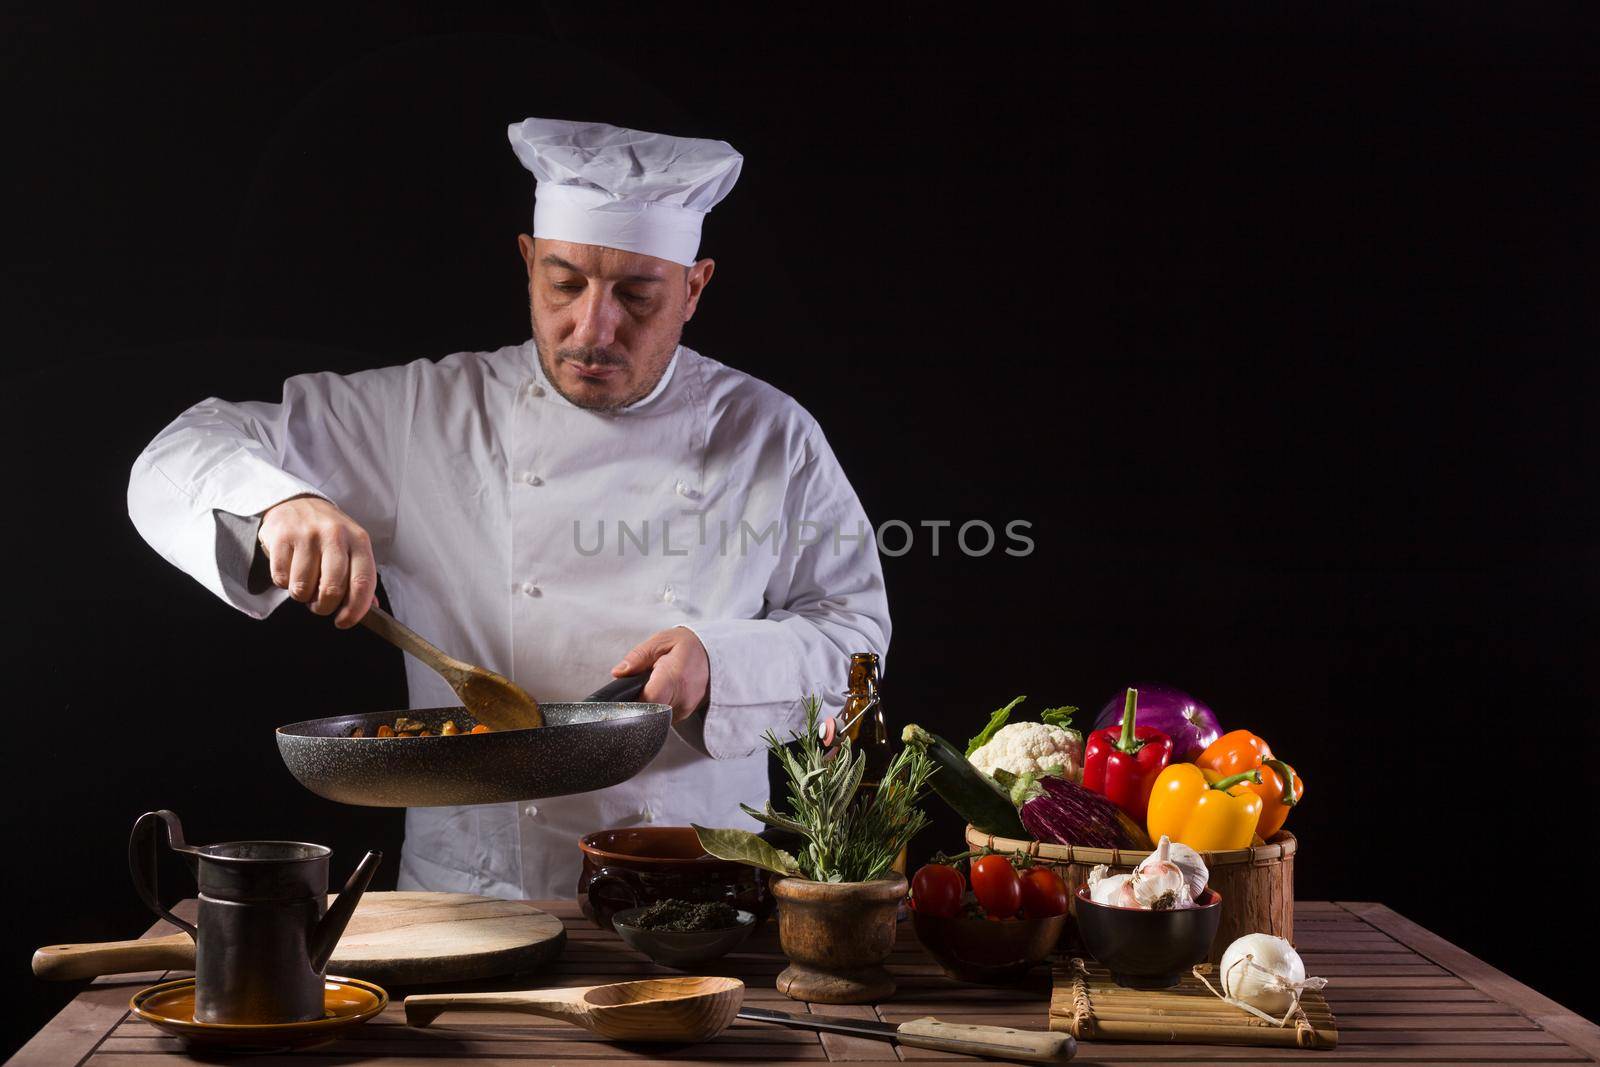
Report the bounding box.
[1050,956,1339,1050]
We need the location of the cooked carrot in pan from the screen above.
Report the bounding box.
[350,716,493,738]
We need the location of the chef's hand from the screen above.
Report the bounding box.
[613,627,710,724]
[257,495,377,628]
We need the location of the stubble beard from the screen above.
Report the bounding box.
[530,318,681,413]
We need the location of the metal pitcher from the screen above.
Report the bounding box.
[129,809,382,1024]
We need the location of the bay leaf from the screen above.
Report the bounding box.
[692,824,800,877]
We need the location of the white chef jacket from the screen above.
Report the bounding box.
[127,340,890,899]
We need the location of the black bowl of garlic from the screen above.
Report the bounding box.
[1076,836,1222,988]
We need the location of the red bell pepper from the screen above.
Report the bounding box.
[1082,688,1173,823]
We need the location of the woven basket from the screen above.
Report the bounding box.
[964,825,1296,963]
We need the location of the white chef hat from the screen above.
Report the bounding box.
[507,117,743,267]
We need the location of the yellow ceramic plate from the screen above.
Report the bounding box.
[130,975,387,1051]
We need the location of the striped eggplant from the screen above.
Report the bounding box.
[1020,775,1152,851]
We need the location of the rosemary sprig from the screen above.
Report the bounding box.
[736,694,935,883]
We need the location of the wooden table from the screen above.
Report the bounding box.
[13,900,1599,1065]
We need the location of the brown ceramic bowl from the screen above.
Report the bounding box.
[578,826,773,931]
[911,908,1069,984]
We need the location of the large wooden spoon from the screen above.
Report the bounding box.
[404,976,743,1042]
[360,606,542,731]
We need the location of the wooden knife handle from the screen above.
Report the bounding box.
[32,934,195,981]
[895,1017,1076,1063]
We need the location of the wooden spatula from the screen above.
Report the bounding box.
[404,977,743,1042]
[360,605,543,731]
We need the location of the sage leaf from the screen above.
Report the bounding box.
[829,752,866,821]
[692,824,800,877]
[740,803,811,838]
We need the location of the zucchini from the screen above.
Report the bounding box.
[902,724,1028,838]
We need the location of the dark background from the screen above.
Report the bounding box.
[4,3,1597,1057]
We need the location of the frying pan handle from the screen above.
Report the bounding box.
[128,811,199,941]
[583,673,648,703]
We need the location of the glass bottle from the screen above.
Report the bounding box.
[837,651,906,879]
[840,652,892,787]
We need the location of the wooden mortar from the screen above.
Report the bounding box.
[770,874,907,1004]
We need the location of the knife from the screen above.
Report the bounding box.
[736,1006,1076,1062]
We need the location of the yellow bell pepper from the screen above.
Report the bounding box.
[1145,763,1264,851]
[1195,730,1305,840]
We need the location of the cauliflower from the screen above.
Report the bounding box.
[968,721,1083,782]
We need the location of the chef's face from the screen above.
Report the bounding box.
[518,236,714,411]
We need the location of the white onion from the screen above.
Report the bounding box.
[1220,934,1309,1015]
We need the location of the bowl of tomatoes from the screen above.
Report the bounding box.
[908,854,1070,984]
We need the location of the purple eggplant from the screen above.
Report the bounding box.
[1020,776,1152,851]
[1091,683,1222,763]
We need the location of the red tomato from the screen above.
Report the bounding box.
[1019,865,1068,917]
[970,855,1023,918]
[910,864,964,919]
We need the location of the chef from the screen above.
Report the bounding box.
[127,117,890,899]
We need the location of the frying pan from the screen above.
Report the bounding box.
[276,674,672,807]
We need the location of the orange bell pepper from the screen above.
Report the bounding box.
[1196,730,1304,839]
[1145,763,1263,851]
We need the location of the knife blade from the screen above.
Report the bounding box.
[736,1007,1076,1062]
[738,1006,900,1039]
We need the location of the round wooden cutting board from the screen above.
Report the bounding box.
[326,891,567,984]
[33,892,567,986]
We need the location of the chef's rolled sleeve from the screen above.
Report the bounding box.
[126,365,415,617]
[685,424,891,760]
[129,443,325,617]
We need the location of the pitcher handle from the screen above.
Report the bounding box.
[128,810,198,940]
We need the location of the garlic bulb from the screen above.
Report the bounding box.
[1218,934,1327,1018]
[1087,863,1137,907]
[1132,836,1196,910]
[1161,838,1210,900]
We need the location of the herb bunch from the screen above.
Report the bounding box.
[695,695,934,883]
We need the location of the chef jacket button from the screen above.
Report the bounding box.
[521,471,543,486]
[662,585,677,604]
[523,804,539,818]
[520,581,541,597]
[674,480,697,498]
[638,807,655,823]
[525,382,545,398]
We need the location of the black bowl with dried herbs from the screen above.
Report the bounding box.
[612,900,756,967]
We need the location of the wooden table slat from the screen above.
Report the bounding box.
[15,900,1597,1065]
[803,1003,904,1062]
[1338,901,1600,1064]
[8,977,156,1067]
[898,1046,1591,1062]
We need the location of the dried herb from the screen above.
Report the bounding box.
[627,899,741,932]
